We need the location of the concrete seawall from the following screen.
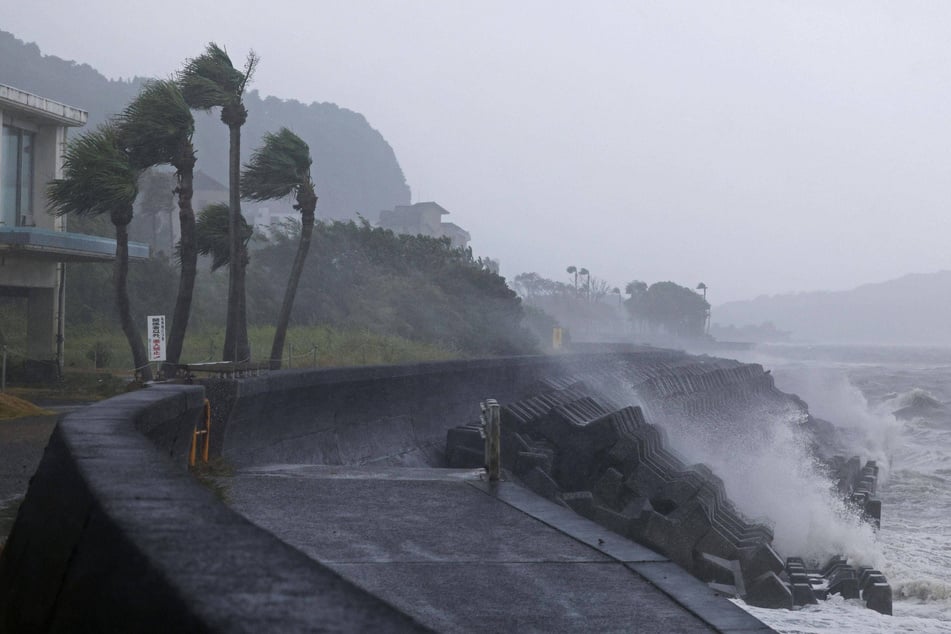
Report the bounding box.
[0,350,800,631]
[205,350,687,469]
[0,384,429,633]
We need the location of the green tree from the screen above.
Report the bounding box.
[180,42,258,362]
[627,281,710,338]
[195,202,252,272]
[241,128,317,370]
[118,79,197,372]
[47,123,152,380]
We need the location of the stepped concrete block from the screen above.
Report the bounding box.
[593,468,625,509]
[745,572,793,610]
[737,543,785,582]
[791,583,818,605]
[656,478,702,508]
[864,498,882,528]
[522,466,561,500]
[446,444,483,469]
[639,512,696,571]
[562,491,596,519]
[695,552,743,591]
[593,504,636,538]
[827,572,859,599]
[693,527,740,562]
[707,582,740,597]
[863,583,892,615]
[515,451,553,477]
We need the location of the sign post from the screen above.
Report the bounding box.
[148,315,167,364]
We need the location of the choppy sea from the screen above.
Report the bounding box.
[712,344,951,633]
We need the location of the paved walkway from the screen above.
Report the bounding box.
[226,464,772,633]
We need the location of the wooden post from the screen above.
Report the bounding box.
[481,399,501,482]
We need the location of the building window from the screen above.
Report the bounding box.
[2,125,35,227]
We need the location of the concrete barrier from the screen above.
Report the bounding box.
[0,384,428,633]
[202,352,686,469]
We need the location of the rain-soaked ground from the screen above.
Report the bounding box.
[221,463,768,633]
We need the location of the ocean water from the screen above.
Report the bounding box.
[721,344,951,633]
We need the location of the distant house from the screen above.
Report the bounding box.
[377,201,471,249]
[0,84,148,370]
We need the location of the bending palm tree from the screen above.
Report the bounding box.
[195,202,252,273]
[118,80,197,374]
[47,123,152,381]
[180,42,258,362]
[241,128,317,370]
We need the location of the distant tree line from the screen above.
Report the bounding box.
[512,272,710,342]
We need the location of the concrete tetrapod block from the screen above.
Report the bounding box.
[864,583,893,615]
[736,543,785,582]
[696,552,745,595]
[745,571,794,610]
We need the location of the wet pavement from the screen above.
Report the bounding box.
[226,465,771,633]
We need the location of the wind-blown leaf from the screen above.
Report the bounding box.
[179,43,254,109]
[118,79,194,169]
[47,122,139,223]
[241,127,313,202]
[195,202,252,271]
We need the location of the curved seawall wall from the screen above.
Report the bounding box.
[0,384,428,633]
[204,351,689,469]
[0,349,876,629]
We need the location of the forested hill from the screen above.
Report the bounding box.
[714,270,951,345]
[0,30,411,220]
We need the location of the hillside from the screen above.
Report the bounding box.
[0,31,410,220]
[713,271,951,344]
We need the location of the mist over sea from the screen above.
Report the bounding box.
[717,344,951,633]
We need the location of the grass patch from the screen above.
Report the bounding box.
[0,394,51,419]
[7,371,131,404]
[63,324,458,372]
[190,457,233,503]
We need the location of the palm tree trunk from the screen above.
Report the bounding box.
[269,206,315,370]
[164,151,197,373]
[223,120,250,361]
[115,220,152,381]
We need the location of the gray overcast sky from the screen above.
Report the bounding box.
[8,1,951,302]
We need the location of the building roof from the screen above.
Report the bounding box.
[0,83,87,127]
[194,170,228,192]
[0,227,149,262]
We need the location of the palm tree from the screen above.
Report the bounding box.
[240,128,317,370]
[47,122,152,381]
[118,79,197,374]
[195,202,253,271]
[567,265,578,292]
[180,43,258,362]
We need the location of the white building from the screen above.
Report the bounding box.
[0,83,148,372]
[377,201,471,250]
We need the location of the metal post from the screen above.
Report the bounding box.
[480,399,501,482]
[1,345,6,393]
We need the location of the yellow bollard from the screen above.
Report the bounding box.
[201,399,211,463]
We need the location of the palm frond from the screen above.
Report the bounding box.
[47,122,139,219]
[241,128,312,202]
[239,50,259,96]
[195,202,252,271]
[118,79,194,169]
[179,42,245,109]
